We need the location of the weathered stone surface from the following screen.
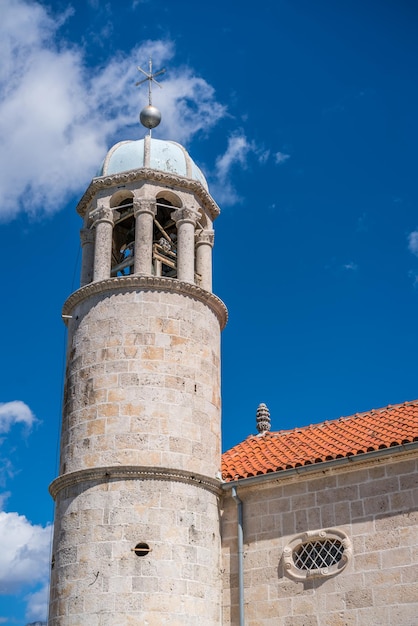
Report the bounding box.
[50,275,225,624]
[59,288,221,477]
[221,456,418,624]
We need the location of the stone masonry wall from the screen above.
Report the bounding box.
[49,477,222,625]
[61,286,221,478]
[50,284,223,624]
[221,454,418,626]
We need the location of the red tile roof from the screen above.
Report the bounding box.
[221,400,418,482]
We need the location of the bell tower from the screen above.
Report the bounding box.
[48,63,227,625]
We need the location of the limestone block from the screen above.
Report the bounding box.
[354,550,381,572]
[284,616,318,626]
[400,472,418,490]
[359,475,399,498]
[291,595,317,615]
[320,612,357,626]
[389,603,418,625]
[381,546,412,569]
[345,587,373,608]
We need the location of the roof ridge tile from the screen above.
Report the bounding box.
[222,399,418,481]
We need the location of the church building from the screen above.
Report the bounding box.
[48,66,418,625]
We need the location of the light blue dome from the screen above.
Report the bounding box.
[98,138,208,190]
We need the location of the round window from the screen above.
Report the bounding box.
[283,528,352,581]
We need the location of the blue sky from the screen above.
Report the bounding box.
[1,0,418,622]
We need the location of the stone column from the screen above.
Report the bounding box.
[133,198,156,275]
[80,228,95,287]
[92,205,114,282]
[172,207,199,283]
[195,230,214,292]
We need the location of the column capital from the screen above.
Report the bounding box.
[91,204,113,226]
[196,230,214,248]
[80,228,95,246]
[171,206,199,226]
[133,198,157,217]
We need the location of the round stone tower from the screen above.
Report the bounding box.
[48,131,227,624]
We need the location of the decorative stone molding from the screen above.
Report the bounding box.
[49,465,223,499]
[90,204,113,226]
[283,528,352,581]
[196,230,215,247]
[171,206,199,225]
[133,197,157,216]
[76,168,221,221]
[62,275,228,329]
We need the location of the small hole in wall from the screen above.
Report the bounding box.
[51,554,55,569]
[134,542,150,557]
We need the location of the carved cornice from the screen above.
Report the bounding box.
[76,168,220,221]
[49,465,222,499]
[62,275,228,329]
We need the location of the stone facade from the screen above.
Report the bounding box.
[59,281,224,477]
[49,476,222,625]
[49,277,226,624]
[221,452,418,625]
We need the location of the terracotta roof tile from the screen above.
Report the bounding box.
[221,400,418,482]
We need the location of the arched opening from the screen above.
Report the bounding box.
[111,195,135,277]
[153,196,179,278]
[196,208,208,232]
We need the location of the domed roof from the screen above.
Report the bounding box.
[98,138,208,190]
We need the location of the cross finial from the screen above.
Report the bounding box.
[135,58,166,106]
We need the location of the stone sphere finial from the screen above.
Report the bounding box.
[136,58,165,131]
[256,402,271,434]
[140,104,162,129]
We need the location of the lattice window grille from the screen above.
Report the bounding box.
[293,539,344,570]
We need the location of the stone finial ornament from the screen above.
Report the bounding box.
[256,402,271,434]
[136,58,165,131]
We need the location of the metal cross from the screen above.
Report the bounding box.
[135,58,166,105]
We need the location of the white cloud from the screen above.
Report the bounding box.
[25,582,49,623]
[0,402,49,621]
[210,134,286,205]
[210,133,257,205]
[343,262,358,271]
[275,151,290,164]
[408,270,418,287]
[152,69,226,144]
[0,1,226,221]
[257,149,270,164]
[0,402,36,484]
[408,231,418,257]
[0,493,10,511]
[216,134,253,180]
[0,401,36,434]
[0,511,52,595]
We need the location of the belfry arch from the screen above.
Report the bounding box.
[152,194,180,278]
[110,192,135,277]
